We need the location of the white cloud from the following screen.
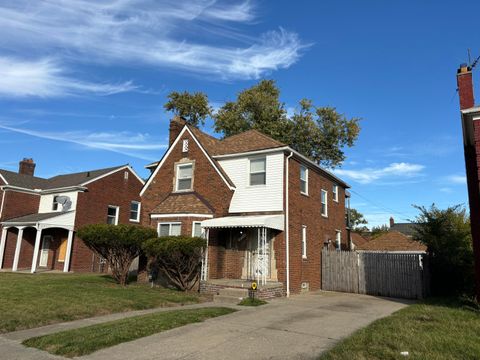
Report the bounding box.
[0,123,166,160]
[335,162,425,184]
[0,57,137,98]
[0,1,307,84]
[445,174,466,185]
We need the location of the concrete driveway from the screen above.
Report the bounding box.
[82,291,410,360]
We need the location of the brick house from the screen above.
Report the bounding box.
[0,159,144,273]
[140,117,350,297]
[457,63,480,298]
[356,231,426,253]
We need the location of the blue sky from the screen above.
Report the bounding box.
[0,0,478,227]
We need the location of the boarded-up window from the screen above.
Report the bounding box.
[58,239,67,262]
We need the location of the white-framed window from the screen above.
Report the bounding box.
[52,196,59,211]
[249,157,266,185]
[175,163,193,191]
[129,201,141,222]
[182,139,189,152]
[124,171,129,180]
[300,165,308,195]
[302,225,307,259]
[192,221,204,237]
[107,205,119,225]
[321,190,328,217]
[158,222,181,237]
[333,184,338,202]
[335,230,341,250]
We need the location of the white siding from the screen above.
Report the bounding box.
[42,211,76,228]
[38,191,79,213]
[218,152,284,213]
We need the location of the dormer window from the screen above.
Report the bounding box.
[176,163,193,191]
[250,157,266,185]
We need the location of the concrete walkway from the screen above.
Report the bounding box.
[1,291,411,360]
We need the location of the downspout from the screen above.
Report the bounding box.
[285,151,293,297]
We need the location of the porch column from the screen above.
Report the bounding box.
[63,229,74,272]
[201,228,209,281]
[31,227,42,273]
[12,227,25,272]
[0,226,9,269]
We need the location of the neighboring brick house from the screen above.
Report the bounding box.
[388,217,418,237]
[140,117,350,296]
[356,231,426,253]
[457,63,480,298]
[0,159,144,273]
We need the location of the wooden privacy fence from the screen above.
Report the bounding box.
[321,249,429,299]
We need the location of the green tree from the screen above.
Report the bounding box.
[214,80,360,167]
[413,204,474,296]
[164,91,212,127]
[77,224,157,286]
[349,208,368,231]
[143,236,206,291]
[370,224,389,239]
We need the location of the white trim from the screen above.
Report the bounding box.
[12,227,25,271]
[151,213,213,219]
[301,225,307,259]
[192,221,203,237]
[249,156,267,186]
[140,126,235,196]
[0,186,41,195]
[0,173,8,185]
[0,226,9,269]
[81,165,145,187]
[157,222,182,236]
[321,189,328,217]
[31,229,42,273]
[0,189,6,219]
[107,205,119,225]
[129,201,141,222]
[285,151,293,297]
[335,229,341,250]
[63,230,74,272]
[40,186,87,195]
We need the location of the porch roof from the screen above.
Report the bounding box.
[201,214,284,231]
[1,211,75,230]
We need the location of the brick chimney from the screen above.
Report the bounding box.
[457,63,475,110]
[19,158,35,176]
[169,116,187,147]
[389,217,394,228]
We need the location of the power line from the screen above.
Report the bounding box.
[349,189,412,221]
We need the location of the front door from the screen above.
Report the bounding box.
[39,236,51,267]
[246,229,270,280]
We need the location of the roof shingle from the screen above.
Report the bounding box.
[357,231,427,252]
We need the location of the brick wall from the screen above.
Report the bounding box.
[287,156,347,294]
[72,167,143,272]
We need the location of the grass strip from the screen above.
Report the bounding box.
[23,307,236,357]
[0,273,199,333]
[238,298,267,306]
[319,297,480,360]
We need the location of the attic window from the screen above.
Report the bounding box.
[175,163,193,191]
[124,171,129,180]
[182,139,189,152]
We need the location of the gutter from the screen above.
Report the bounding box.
[285,151,293,297]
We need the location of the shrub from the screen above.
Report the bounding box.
[77,224,157,286]
[143,236,206,291]
[413,204,474,296]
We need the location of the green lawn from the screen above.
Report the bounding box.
[0,273,200,333]
[320,298,480,360]
[23,307,235,357]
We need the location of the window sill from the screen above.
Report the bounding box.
[129,219,140,223]
[302,256,307,260]
[321,214,328,219]
[58,260,65,263]
[174,189,193,193]
[300,192,309,197]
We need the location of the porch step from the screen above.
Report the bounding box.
[213,287,249,304]
[218,287,249,298]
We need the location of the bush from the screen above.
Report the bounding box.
[77,224,157,286]
[413,204,474,296]
[143,236,206,291]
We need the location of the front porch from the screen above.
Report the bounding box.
[199,214,285,299]
[0,212,75,273]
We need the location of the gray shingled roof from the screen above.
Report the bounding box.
[390,223,418,237]
[3,212,70,223]
[0,165,126,191]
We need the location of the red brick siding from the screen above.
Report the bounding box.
[287,157,347,294]
[71,168,143,272]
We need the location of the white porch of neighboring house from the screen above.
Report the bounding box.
[199,215,285,298]
[0,212,75,273]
